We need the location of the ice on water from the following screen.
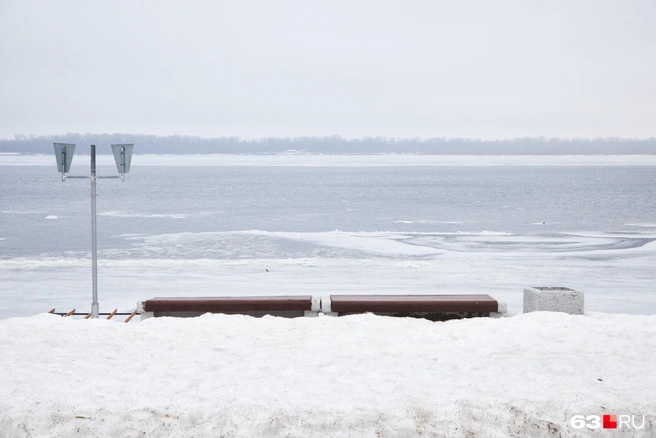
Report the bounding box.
[1,155,655,317]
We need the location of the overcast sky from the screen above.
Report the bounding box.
[1,0,655,139]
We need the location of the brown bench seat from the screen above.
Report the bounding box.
[325,294,502,318]
[140,296,317,318]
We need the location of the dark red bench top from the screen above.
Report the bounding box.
[143,296,313,313]
[330,294,499,313]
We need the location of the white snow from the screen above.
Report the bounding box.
[3,154,656,167]
[44,215,59,220]
[0,311,654,437]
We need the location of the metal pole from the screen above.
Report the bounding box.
[90,145,99,319]
[120,146,125,181]
[61,148,66,181]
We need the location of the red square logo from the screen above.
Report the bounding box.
[603,415,617,429]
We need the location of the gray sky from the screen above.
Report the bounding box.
[1,0,655,139]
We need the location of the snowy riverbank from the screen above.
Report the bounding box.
[0,311,654,437]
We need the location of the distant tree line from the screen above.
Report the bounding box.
[2,133,655,155]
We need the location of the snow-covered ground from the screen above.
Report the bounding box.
[0,311,654,437]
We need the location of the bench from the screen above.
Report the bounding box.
[138,295,321,320]
[138,294,506,320]
[322,294,505,320]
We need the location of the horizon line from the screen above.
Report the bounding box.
[5,134,656,142]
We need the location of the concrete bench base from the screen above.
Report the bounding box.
[523,287,584,314]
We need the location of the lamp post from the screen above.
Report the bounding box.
[53,143,134,318]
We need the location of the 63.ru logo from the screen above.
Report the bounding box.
[570,415,646,430]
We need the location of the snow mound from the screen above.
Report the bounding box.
[0,312,654,437]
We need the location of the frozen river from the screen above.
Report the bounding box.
[1,154,655,317]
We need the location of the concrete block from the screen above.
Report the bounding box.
[311,296,321,312]
[523,287,584,314]
[491,301,508,317]
[140,312,154,321]
[320,296,332,313]
[136,301,155,320]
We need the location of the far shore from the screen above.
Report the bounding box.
[3,153,656,167]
